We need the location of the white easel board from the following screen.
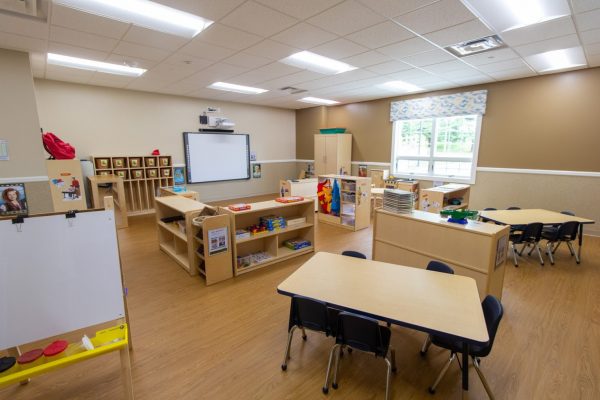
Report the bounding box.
[0,210,125,349]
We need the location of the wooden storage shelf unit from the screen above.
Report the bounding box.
[220,199,315,276]
[420,183,470,214]
[372,209,510,300]
[92,155,173,215]
[317,175,371,231]
[155,196,233,284]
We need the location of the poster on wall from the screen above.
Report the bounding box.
[358,164,367,177]
[495,235,508,268]
[0,183,28,216]
[252,163,261,178]
[208,227,228,255]
[50,175,82,202]
[173,166,186,186]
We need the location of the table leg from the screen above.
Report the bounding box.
[120,344,134,400]
[462,342,469,392]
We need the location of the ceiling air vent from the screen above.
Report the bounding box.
[0,0,46,19]
[280,86,307,95]
[445,35,506,57]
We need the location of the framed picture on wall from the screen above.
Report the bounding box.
[0,183,28,216]
[358,164,367,177]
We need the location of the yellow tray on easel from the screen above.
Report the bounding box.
[0,324,129,388]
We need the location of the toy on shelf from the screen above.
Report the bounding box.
[440,209,479,224]
[228,203,251,211]
[275,196,304,203]
[283,239,312,250]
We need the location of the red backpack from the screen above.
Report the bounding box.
[42,132,76,160]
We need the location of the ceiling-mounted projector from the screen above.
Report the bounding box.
[199,115,235,130]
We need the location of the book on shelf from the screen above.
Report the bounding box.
[275,196,304,203]
[228,203,251,211]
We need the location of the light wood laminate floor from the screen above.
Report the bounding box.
[2,195,599,400]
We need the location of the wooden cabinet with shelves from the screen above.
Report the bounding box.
[420,183,470,214]
[92,155,173,215]
[155,196,232,285]
[219,199,315,276]
[317,175,371,231]
[314,134,352,175]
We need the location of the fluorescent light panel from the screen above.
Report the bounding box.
[54,0,213,38]
[208,82,268,95]
[298,97,339,105]
[47,53,146,76]
[525,47,587,73]
[464,0,570,32]
[380,81,422,93]
[281,51,357,75]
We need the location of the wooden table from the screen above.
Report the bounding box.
[277,252,488,394]
[479,209,595,261]
[88,175,128,228]
[370,187,384,213]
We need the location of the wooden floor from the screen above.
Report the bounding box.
[2,196,599,400]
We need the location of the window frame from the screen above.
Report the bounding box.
[390,114,482,184]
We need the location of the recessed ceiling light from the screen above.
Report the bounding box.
[380,81,423,93]
[445,35,505,57]
[208,82,268,95]
[298,97,340,106]
[463,0,570,32]
[280,51,357,75]
[54,0,213,38]
[525,47,587,73]
[47,53,147,76]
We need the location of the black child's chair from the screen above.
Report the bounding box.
[542,220,580,264]
[323,312,396,399]
[509,222,544,267]
[424,295,504,399]
[281,295,339,371]
[341,250,367,259]
[420,261,454,354]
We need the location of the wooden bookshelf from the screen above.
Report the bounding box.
[420,183,470,214]
[219,199,315,276]
[317,175,371,231]
[191,209,233,285]
[92,155,173,215]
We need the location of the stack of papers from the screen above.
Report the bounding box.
[382,189,414,214]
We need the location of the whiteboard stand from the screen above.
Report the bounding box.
[0,198,134,399]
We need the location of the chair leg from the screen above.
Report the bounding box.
[281,325,298,371]
[322,344,340,394]
[511,243,519,267]
[535,243,544,266]
[546,242,555,265]
[429,352,455,394]
[301,327,307,340]
[384,356,393,400]
[420,334,432,355]
[332,345,342,389]
[390,347,397,373]
[473,357,495,400]
[552,241,561,254]
[567,241,579,263]
[518,243,528,256]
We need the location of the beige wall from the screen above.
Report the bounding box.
[296,67,600,172]
[34,79,298,201]
[0,49,46,178]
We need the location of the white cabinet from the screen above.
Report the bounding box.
[314,134,351,175]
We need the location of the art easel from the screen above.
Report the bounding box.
[0,198,134,399]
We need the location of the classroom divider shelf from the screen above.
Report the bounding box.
[317,175,371,231]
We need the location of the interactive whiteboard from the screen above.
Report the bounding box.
[183,132,250,184]
[0,210,125,349]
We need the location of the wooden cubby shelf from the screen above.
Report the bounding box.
[317,175,371,231]
[220,199,315,276]
[420,183,471,214]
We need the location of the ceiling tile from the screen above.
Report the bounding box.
[307,0,387,36]
[254,0,344,19]
[377,37,437,59]
[575,9,600,31]
[271,23,337,49]
[488,66,537,80]
[461,48,519,66]
[179,40,237,62]
[104,54,158,70]
[231,62,303,85]
[355,0,440,18]
[50,26,118,53]
[220,2,298,37]
[342,51,393,67]
[477,58,531,73]
[141,63,199,83]
[222,52,272,68]
[394,0,475,35]
[299,69,378,90]
[259,70,326,89]
[385,68,436,81]
[310,38,369,59]
[580,28,600,45]
[422,60,469,74]
[0,12,48,39]
[346,21,414,49]
[48,42,109,61]
[121,26,189,51]
[453,75,495,86]
[442,68,490,80]
[400,49,456,67]
[197,23,263,51]
[425,19,493,47]
[51,4,130,39]
[514,34,581,57]
[584,42,600,55]
[366,60,413,74]
[571,0,600,14]
[154,0,247,21]
[162,53,214,71]
[0,32,46,53]
[500,17,576,47]
[244,39,300,60]
[113,41,170,62]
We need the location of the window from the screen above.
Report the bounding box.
[391,114,481,183]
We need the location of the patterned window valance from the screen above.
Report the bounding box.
[390,90,488,121]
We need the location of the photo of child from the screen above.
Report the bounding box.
[0,183,28,216]
[252,164,261,179]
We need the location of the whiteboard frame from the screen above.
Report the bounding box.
[183,132,251,184]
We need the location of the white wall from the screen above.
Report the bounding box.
[34,79,298,201]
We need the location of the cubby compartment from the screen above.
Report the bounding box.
[144,157,157,167]
[112,157,126,168]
